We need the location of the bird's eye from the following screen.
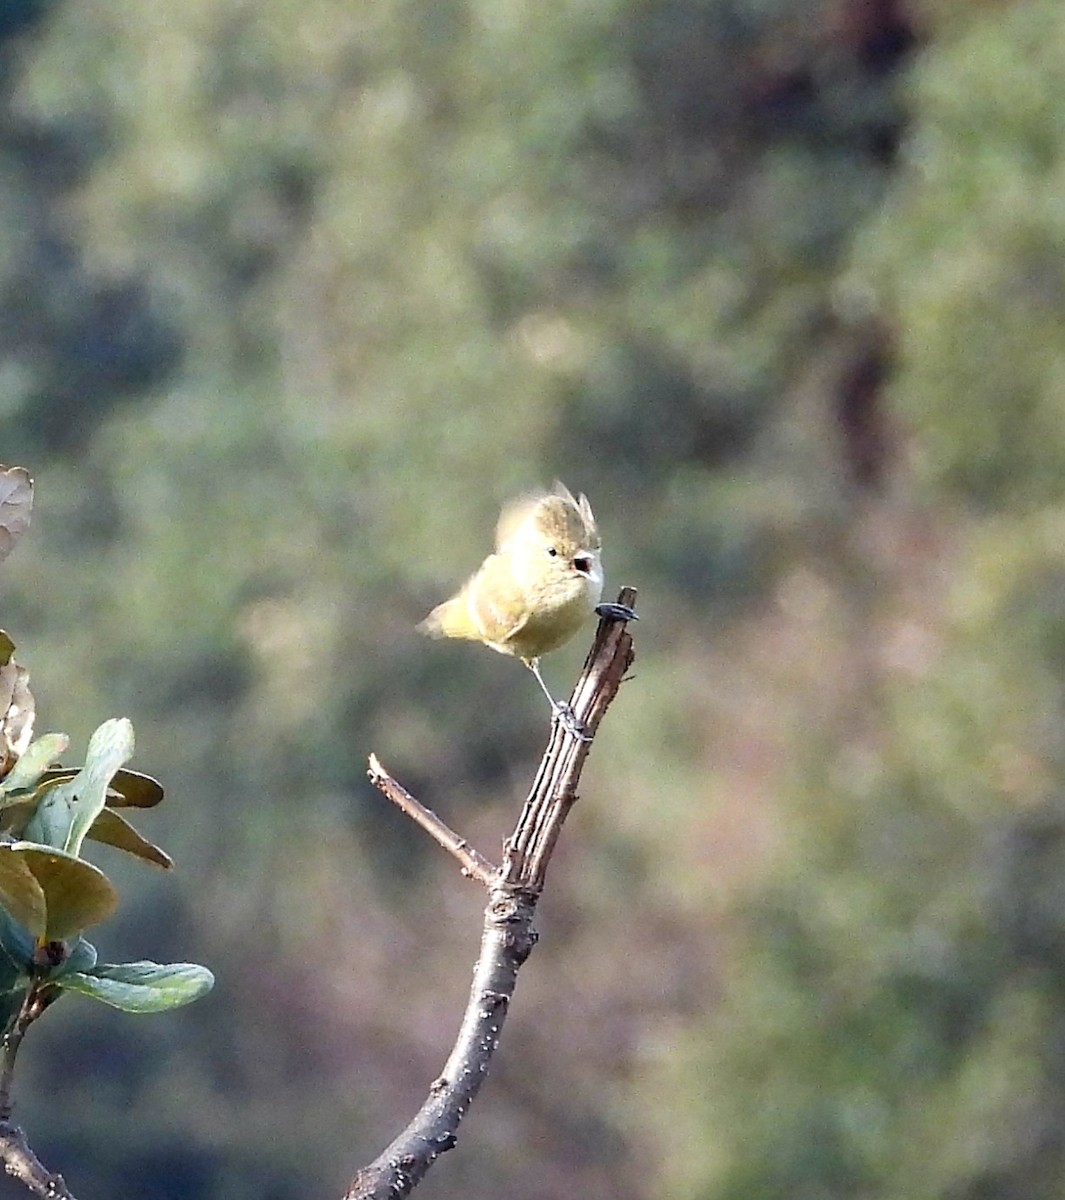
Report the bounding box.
[546,546,558,557]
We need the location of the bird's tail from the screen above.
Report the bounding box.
[418,594,480,641]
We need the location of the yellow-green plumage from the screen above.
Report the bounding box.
[420,483,603,664]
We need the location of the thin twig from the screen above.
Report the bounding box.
[0,993,29,1123]
[0,980,56,1122]
[0,980,78,1199]
[367,753,497,886]
[349,587,637,1199]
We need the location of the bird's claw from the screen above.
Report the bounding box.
[552,700,592,742]
[596,602,639,622]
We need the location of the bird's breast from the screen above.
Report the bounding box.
[502,569,602,658]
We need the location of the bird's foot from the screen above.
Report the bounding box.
[552,700,592,742]
[596,602,639,622]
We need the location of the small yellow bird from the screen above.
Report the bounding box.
[420,483,629,738]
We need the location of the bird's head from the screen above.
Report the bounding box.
[499,482,603,596]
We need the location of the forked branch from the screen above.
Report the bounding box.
[350,586,637,1199]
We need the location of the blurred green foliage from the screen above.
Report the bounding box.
[1,0,1064,1197]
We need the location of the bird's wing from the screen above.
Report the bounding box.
[468,553,532,646]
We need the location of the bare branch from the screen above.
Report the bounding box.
[0,980,58,1122]
[504,584,637,890]
[0,979,78,1198]
[345,880,537,1200]
[367,753,497,886]
[349,587,637,1199]
[0,1120,78,1200]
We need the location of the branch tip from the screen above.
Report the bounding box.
[366,755,497,886]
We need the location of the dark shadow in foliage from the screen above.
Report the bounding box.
[34,1133,236,1200]
[626,0,917,172]
[563,339,766,482]
[131,645,253,718]
[0,236,186,460]
[0,0,187,464]
[0,0,54,44]
[834,320,897,489]
[551,0,918,512]
[975,798,1065,1200]
[994,800,1065,979]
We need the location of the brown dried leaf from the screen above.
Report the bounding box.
[0,662,34,767]
[34,768,165,809]
[87,808,172,868]
[0,467,33,565]
[105,768,165,809]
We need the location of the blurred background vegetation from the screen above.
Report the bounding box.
[0,0,1063,1196]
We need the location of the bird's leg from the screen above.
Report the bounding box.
[525,658,591,742]
[595,601,639,622]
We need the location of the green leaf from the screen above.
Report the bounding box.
[0,734,70,799]
[22,775,79,851]
[87,808,173,870]
[0,902,35,970]
[23,718,135,855]
[0,987,26,1037]
[33,766,164,812]
[0,959,25,996]
[58,961,214,1013]
[64,719,135,857]
[0,632,13,666]
[0,844,118,940]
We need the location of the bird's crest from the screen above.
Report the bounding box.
[495,482,598,553]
